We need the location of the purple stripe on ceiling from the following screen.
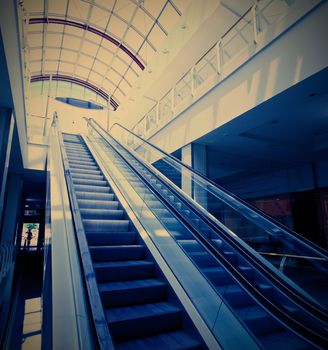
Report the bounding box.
[29,17,145,70]
[31,74,119,110]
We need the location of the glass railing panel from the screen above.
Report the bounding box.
[257,0,293,32]
[221,9,254,66]
[87,124,315,349]
[194,46,217,89]
[174,71,192,106]
[109,122,328,311]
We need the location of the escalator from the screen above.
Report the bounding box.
[83,118,328,349]
[61,133,204,350]
[47,114,328,349]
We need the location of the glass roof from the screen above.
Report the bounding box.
[22,0,189,110]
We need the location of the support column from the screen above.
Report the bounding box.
[181,143,208,208]
[0,173,23,244]
[181,144,192,197]
[0,109,14,231]
[192,143,208,209]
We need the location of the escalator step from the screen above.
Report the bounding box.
[90,245,144,261]
[99,279,167,307]
[114,330,202,350]
[73,178,108,187]
[74,184,110,193]
[86,232,137,246]
[83,219,129,232]
[201,266,232,286]
[217,284,253,308]
[76,192,114,201]
[68,155,94,162]
[70,164,99,171]
[71,173,104,181]
[106,302,182,341]
[80,208,124,220]
[94,260,155,282]
[69,159,96,166]
[78,199,119,210]
[188,251,217,268]
[71,168,102,176]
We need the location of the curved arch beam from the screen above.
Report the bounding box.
[31,74,119,110]
[29,17,145,70]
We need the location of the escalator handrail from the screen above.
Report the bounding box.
[87,119,328,348]
[108,121,328,260]
[53,118,114,350]
[103,120,328,320]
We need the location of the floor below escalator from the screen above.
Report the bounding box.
[8,250,43,350]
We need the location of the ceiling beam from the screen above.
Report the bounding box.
[30,74,119,109]
[29,17,145,70]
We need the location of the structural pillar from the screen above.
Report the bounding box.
[0,109,14,232]
[181,144,192,197]
[181,143,208,208]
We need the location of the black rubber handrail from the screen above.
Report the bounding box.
[88,118,328,348]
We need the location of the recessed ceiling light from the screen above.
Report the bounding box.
[309,93,316,97]
[162,49,169,54]
[181,25,187,29]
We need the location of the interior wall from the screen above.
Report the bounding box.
[147,1,328,157]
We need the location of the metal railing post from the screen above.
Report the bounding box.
[216,40,222,75]
[252,3,259,44]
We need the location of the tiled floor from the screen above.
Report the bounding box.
[8,251,43,350]
[21,297,41,350]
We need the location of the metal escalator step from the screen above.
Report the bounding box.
[65,146,88,151]
[114,330,202,350]
[78,199,118,210]
[188,251,217,268]
[235,304,282,336]
[66,151,92,158]
[68,155,94,162]
[90,245,144,261]
[71,173,104,181]
[83,219,129,232]
[106,302,182,341]
[211,239,223,250]
[76,192,114,201]
[217,284,252,308]
[201,266,232,286]
[87,232,137,246]
[69,159,96,167]
[65,147,89,153]
[70,164,99,171]
[80,208,123,220]
[71,168,102,176]
[73,178,107,187]
[74,184,110,193]
[151,208,174,219]
[94,260,155,282]
[178,240,203,253]
[259,329,307,349]
[99,279,166,307]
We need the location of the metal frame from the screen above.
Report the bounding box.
[23,0,182,108]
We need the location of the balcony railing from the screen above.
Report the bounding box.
[132,0,304,138]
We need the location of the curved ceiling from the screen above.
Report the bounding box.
[22,0,188,109]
